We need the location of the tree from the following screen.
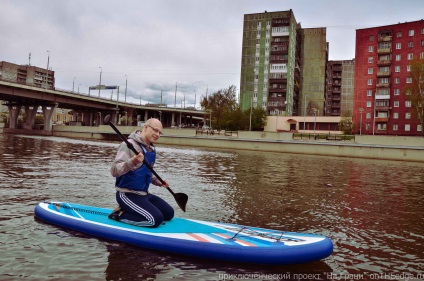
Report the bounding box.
[248,106,267,131]
[200,85,238,130]
[339,110,354,135]
[404,58,424,136]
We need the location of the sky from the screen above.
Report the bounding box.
[1,0,423,108]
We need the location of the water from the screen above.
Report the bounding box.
[0,133,423,281]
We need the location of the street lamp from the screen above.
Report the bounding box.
[46,51,50,89]
[98,67,102,97]
[72,77,76,93]
[249,96,253,131]
[359,107,364,135]
[303,94,308,132]
[125,75,127,103]
[313,109,317,139]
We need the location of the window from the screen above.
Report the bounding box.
[396,54,401,61]
[393,124,398,131]
[368,46,374,52]
[406,77,412,83]
[395,78,400,84]
[394,89,400,95]
[421,52,424,59]
[368,68,373,74]
[405,124,411,131]
[366,124,371,130]
[406,112,411,119]
[405,101,411,107]
[408,42,414,48]
[379,78,389,84]
[408,53,413,60]
[378,124,387,130]
[418,124,423,132]
[409,29,414,36]
[394,101,399,107]
[366,112,371,119]
[396,43,401,49]
[421,40,424,47]
[367,90,373,97]
[407,65,411,72]
[368,57,374,63]
[393,112,399,119]
[367,101,372,107]
[397,31,402,37]
[395,66,400,72]
[368,79,373,85]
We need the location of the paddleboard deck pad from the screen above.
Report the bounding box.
[34,202,333,265]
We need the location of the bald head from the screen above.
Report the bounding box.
[141,118,163,145]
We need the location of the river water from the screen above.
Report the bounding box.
[0,133,423,281]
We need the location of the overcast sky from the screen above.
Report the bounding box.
[1,0,423,108]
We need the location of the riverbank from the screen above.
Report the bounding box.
[2,125,424,162]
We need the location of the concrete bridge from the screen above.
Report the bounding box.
[0,79,207,131]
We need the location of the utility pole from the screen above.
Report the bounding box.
[125,75,127,103]
[174,82,177,108]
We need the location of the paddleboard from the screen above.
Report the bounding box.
[34,202,333,265]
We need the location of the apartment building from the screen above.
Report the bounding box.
[0,61,55,90]
[239,10,328,118]
[326,60,355,117]
[354,20,424,136]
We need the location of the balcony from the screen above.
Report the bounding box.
[377,71,391,77]
[375,117,389,122]
[378,36,392,42]
[376,82,390,88]
[377,48,392,54]
[377,59,391,66]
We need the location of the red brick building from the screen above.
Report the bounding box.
[354,20,424,136]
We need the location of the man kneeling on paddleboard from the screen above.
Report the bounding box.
[109,118,174,227]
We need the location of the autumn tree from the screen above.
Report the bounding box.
[200,85,238,130]
[404,58,424,136]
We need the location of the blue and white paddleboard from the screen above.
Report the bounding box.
[34,202,333,265]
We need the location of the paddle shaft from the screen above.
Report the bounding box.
[107,119,166,185]
[104,117,187,212]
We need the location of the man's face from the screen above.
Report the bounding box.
[143,121,163,144]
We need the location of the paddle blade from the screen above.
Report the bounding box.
[104,115,111,124]
[174,193,188,212]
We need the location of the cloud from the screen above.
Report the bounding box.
[1,0,423,108]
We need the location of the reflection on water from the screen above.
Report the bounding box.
[0,134,423,280]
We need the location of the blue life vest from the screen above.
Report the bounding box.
[115,144,156,192]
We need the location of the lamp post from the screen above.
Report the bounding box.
[46,51,50,89]
[249,96,253,131]
[72,77,76,93]
[313,109,317,139]
[303,94,307,132]
[372,92,376,135]
[98,67,102,97]
[359,107,364,135]
[124,75,127,103]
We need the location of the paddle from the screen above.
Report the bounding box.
[104,115,188,212]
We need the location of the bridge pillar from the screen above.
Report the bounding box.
[144,111,148,122]
[24,106,38,129]
[8,105,22,129]
[172,113,176,126]
[42,105,56,131]
[126,109,134,125]
[111,111,118,125]
[97,112,103,125]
